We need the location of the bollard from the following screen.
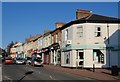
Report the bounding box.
[111,65,119,76]
[93,64,95,72]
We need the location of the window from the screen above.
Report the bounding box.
[52,36,54,44]
[65,29,68,41]
[79,61,83,65]
[64,51,70,64]
[79,52,84,59]
[56,34,58,43]
[93,49,104,64]
[95,26,101,37]
[40,39,42,46]
[77,26,83,38]
[46,38,48,46]
[49,37,50,45]
[66,54,70,64]
[76,50,83,59]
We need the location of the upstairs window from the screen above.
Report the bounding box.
[65,29,68,41]
[52,36,54,44]
[77,26,83,38]
[95,26,101,37]
[56,33,58,43]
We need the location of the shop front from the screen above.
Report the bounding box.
[50,43,61,65]
[42,47,50,64]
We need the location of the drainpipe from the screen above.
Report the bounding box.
[107,23,110,68]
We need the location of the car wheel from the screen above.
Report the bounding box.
[29,62,31,65]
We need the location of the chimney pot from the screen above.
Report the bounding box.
[56,22,65,29]
[76,9,92,19]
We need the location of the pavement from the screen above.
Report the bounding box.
[44,64,120,81]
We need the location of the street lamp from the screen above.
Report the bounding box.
[107,23,110,68]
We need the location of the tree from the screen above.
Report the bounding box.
[6,41,14,56]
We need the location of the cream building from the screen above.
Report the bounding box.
[61,10,120,68]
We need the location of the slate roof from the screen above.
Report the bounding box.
[61,14,120,30]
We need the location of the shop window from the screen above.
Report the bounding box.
[64,51,70,64]
[79,52,83,59]
[79,61,83,65]
[66,55,70,64]
[93,49,104,64]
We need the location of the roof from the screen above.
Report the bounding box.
[60,14,120,30]
[13,42,22,47]
[33,34,42,41]
[51,27,61,34]
[43,31,51,37]
[25,34,42,43]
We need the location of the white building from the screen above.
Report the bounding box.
[37,35,43,59]
[61,10,120,68]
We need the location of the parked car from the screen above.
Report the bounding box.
[25,57,32,65]
[15,58,26,64]
[31,56,43,67]
[4,57,14,64]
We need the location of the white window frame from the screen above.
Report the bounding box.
[52,36,54,44]
[65,29,68,41]
[95,26,102,37]
[56,33,58,43]
[77,26,83,38]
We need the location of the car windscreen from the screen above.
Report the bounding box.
[5,58,12,60]
[34,58,42,62]
[27,57,32,60]
[16,58,25,60]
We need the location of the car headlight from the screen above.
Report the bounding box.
[34,61,37,64]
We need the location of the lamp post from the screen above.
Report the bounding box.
[107,23,110,68]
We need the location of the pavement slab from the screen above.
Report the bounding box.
[44,64,120,81]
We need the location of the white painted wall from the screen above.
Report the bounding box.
[62,26,73,48]
[84,49,93,68]
[62,23,119,68]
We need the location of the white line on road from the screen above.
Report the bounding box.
[49,75,56,80]
[4,76,12,81]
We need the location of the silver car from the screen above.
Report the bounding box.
[31,57,43,67]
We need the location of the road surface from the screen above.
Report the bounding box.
[2,64,92,81]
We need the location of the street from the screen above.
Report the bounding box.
[2,64,91,81]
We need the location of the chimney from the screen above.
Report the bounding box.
[76,9,92,19]
[56,22,65,29]
[44,30,51,34]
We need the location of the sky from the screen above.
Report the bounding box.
[2,2,119,49]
